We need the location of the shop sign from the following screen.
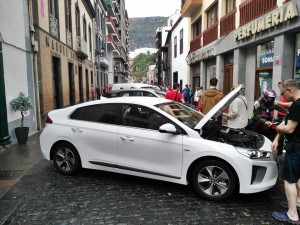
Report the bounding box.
[234,2,298,42]
[189,47,215,64]
[260,53,274,67]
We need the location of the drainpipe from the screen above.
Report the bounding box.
[0,39,11,147]
[29,0,41,130]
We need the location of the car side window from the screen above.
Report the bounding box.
[120,92,130,97]
[143,92,155,97]
[122,104,172,130]
[70,104,118,125]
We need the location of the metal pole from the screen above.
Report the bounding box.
[0,40,11,147]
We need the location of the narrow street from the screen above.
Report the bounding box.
[0,158,286,224]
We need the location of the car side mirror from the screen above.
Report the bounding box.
[159,123,177,134]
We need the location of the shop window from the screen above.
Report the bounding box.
[206,58,216,89]
[294,33,300,84]
[256,41,274,98]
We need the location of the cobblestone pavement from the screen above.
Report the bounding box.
[0,158,288,225]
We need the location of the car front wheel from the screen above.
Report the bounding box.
[191,160,237,201]
[52,143,81,175]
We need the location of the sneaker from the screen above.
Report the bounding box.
[272,211,300,224]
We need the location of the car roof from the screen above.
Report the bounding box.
[106,88,157,94]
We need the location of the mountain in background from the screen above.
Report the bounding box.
[129,17,168,51]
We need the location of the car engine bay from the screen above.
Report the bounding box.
[200,119,265,149]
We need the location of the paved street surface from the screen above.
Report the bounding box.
[0,133,288,224]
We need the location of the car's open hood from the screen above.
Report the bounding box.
[194,84,243,130]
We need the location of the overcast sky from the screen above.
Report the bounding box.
[125,0,182,18]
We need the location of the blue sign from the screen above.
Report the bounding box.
[296,49,300,68]
[260,53,274,67]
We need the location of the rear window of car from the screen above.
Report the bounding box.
[70,104,118,124]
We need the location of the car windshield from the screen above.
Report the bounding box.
[155,102,204,129]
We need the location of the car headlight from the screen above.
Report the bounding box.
[236,147,271,159]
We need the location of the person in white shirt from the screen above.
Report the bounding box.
[225,84,248,129]
[193,86,203,107]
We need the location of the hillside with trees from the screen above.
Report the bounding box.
[131,53,156,82]
[129,17,168,51]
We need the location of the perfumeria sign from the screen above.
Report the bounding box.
[234,2,298,42]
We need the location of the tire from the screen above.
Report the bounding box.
[191,160,237,201]
[52,143,81,175]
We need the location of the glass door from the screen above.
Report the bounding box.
[223,65,233,95]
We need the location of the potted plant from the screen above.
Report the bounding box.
[10,92,33,145]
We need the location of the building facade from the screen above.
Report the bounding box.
[181,0,300,115]
[0,0,35,146]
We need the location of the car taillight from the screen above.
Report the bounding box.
[45,115,53,124]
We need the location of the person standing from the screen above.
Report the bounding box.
[276,81,292,122]
[182,84,190,104]
[95,85,101,100]
[224,84,248,129]
[193,86,202,108]
[271,79,300,224]
[165,83,185,103]
[199,78,224,114]
[91,84,95,100]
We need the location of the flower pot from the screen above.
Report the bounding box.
[15,127,29,145]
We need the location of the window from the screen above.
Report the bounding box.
[207,3,218,28]
[192,18,202,39]
[65,0,71,31]
[70,104,118,125]
[180,29,183,54]
[83,18,87,41]
[174,36,177,58]
[226,0,235,13]
[89,26,92,53]
[122,104,171,130]
[75,6,80,36]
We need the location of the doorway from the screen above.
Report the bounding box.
[86,69,89,101]
[78,66,83,103]
[68,62,75,105]
[223,65,233,95]
[52,56,62,109]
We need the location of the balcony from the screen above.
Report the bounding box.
[107,34,120,54]
[106,16,118,34]
[190,34,201,52]
[76,36,88,59]
[112,0,119,13]
[220,9,236,37]
[181,0,203,17]
[105,0,116,17]
[203,22,218,46]
[239,0,276,26]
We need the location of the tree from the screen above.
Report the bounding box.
[131,53,156,82]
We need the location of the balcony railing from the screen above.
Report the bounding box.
[50,13,58,38]
[239,0,276,26]
[76,36,88,59]
[66,30,72,47]
[203,22,218,46]
[220,9,236,37]
[107,34,120,52]
[190,34,201,52]
[106,16,118,33]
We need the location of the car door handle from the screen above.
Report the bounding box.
[120,135,134,141]
[71,127,83,133]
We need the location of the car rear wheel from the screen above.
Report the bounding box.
[52,143,81,175]
[191,160,237,201]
